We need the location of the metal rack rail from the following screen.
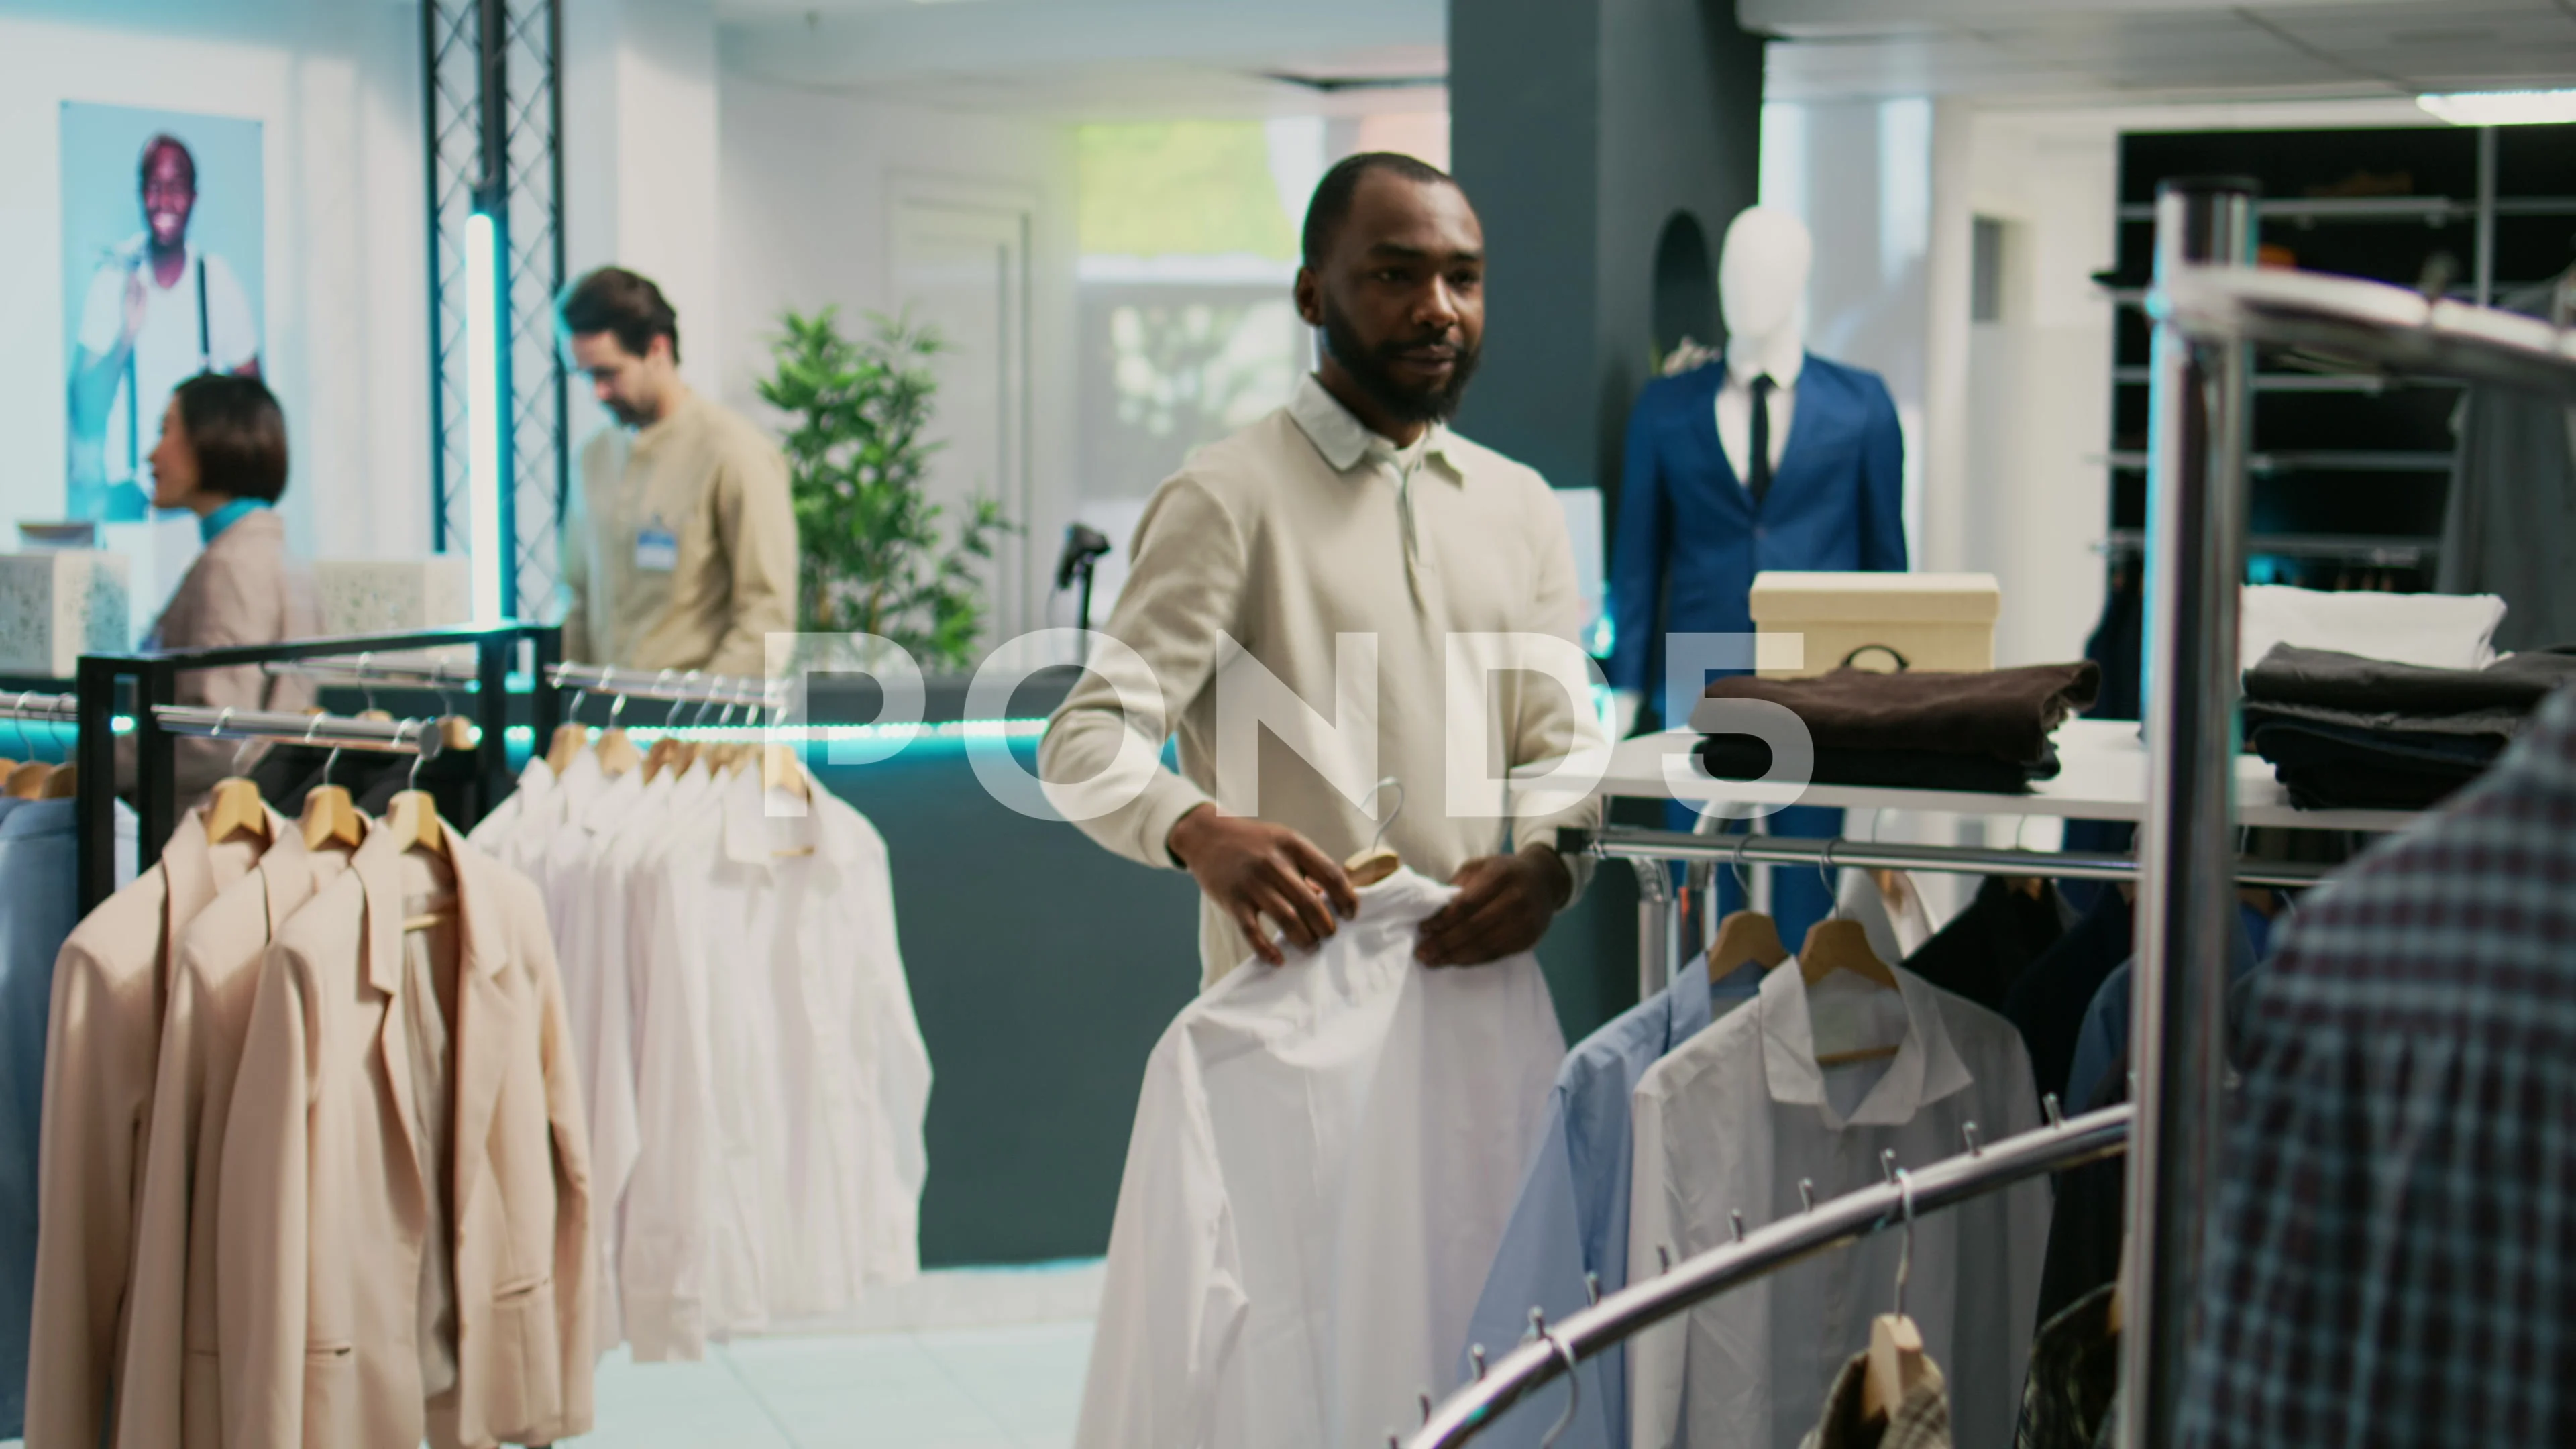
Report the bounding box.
[1402,1106,2131,1448]
[544,662,784,712]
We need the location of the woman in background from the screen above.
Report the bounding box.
[120,374,321,802]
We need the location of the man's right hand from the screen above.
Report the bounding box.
[1167,804,1359,967]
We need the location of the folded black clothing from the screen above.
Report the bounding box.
[1692,661,2100,767]
[1696,735,2061,794]
[2243,642,2576,717]
[2247,716,2499,812]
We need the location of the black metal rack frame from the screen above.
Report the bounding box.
[75,623,563,912]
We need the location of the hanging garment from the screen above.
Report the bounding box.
[1628,963,2046,1449]
[1075,868,1563,1449]
[115,827,356,1449]
[0,798,136,1441]
[1608,354,1907,702]
[2034,1070,2128,1336]
[619,762,930,1358]
[1799,1351,1953,1449]
[216,828,594,1449]
[2000,889,2134,1114]
[1896,878,2070,1014]
[2015,1284,2118,1449]
[2182,686,2576,1445]
[27,803,281,1449]
[1459,960,1765,1449]
[1839,873,1936,989]
[2063,900,2272,1112]
[463,756,553,862]
[2438,278,2576,654]
[2239,583,2506,674]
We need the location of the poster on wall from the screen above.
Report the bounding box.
[58,102,264,523]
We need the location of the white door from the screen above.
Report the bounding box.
[892,195,1032,653]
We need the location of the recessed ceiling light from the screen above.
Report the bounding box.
[2417,89,2576,126]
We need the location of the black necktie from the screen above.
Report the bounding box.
[1747,374,1776,508]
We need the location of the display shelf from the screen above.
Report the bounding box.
[2101,528,2438,566]
[1594,718,2418,833]
[2100,449,2454,474]
[2109,366,2465,392]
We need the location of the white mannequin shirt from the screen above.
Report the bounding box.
[1713,339,1805,489]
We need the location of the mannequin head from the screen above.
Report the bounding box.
[1717,207,1812,348]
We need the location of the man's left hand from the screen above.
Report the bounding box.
[1416,846,1574,967]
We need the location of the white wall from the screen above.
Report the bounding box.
[714,76,1079,644]
[0,0,429,568]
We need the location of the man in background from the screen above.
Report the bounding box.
[68,133,262,520]
[557,266,798,679]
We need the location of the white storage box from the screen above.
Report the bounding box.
[0,551,132,677]
[1749,572,2000,678]
[314,557,472,637]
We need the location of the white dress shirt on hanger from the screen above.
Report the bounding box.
[1625,961,2045,1449]
[1075,869,1564,1449]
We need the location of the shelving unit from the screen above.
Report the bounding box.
[2100,123,2576,590]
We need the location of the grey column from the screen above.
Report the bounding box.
[2122,175,2257,1449]
[1448,0,1766,496]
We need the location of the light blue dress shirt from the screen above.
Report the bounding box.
[1457,957,1765,1449]
[2065,900,2274,1111]
[0,799,135,1438]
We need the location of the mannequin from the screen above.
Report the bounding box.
[1609,205,1908,943]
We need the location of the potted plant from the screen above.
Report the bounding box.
[758,307,1011,674]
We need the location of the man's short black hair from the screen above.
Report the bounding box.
[557,266,681,363]
[173,374,288,503]
[139,134,195,191]
[1301,152,1459,269]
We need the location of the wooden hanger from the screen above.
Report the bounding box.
[545,722,589,774]
[204,777,270,845]
[382,727,446,858]
[39,765,78,800]
[1860,1164,1930,1424]
[301,784,366,851]
[3,761,54,800]
[1342,776,1403,887]
[1707,833,1788,977]
[643,735,698,782]
[1797,845,1902,1066]
[760,743,810,802]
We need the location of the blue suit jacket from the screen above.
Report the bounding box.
[1607,354,1907,704]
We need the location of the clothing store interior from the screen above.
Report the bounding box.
[5,0,2576,1446]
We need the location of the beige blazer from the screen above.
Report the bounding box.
[117,509,323,802]
[217,828,594,1449]
[26,806,278,1449]
[115,829,351,1449]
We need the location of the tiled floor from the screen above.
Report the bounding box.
[577,1320,1094,1448]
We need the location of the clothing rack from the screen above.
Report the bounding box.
[1401,1104,2133,1448]
[1421,182,2576,1449]
[76,622,564,912]
[260,654,482,690]
[0,693,85,729]
[543,662,784,714]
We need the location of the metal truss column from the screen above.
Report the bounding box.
[423,0,565,621]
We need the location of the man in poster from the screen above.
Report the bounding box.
[66,133,260,521]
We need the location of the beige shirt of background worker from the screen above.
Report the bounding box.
[561,391,798,679]
[1040,375,1604,988]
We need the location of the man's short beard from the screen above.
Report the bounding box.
[1319,294,1482,427]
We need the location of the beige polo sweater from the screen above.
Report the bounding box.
[1041,376,1604,986]
[561,390,798,678]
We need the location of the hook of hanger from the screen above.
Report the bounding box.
[1364,775,1405,854]
[356,652,376,716]
[407,722,431,790]
[665,671,700,728]
[1535,1330,1584,1449]
[1731,829,1758,900]
[1890,1167,1917,1320]
[1468,1344,1487,1382]
[10,691,34,760]
[1798,1178,1817,1212]
[1816,839,1841,917]
[302,713,342,791]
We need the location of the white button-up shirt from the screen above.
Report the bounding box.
[1626,961,2045,1449]
[1075,869,1566,1449]
[1713,344,1804,489]
[619,764,931,1358]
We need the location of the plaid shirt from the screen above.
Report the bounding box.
[2182,684,2576,1446]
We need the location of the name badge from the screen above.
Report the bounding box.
[635,525,679,572]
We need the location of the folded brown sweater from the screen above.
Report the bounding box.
[1689,662,2101,766]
